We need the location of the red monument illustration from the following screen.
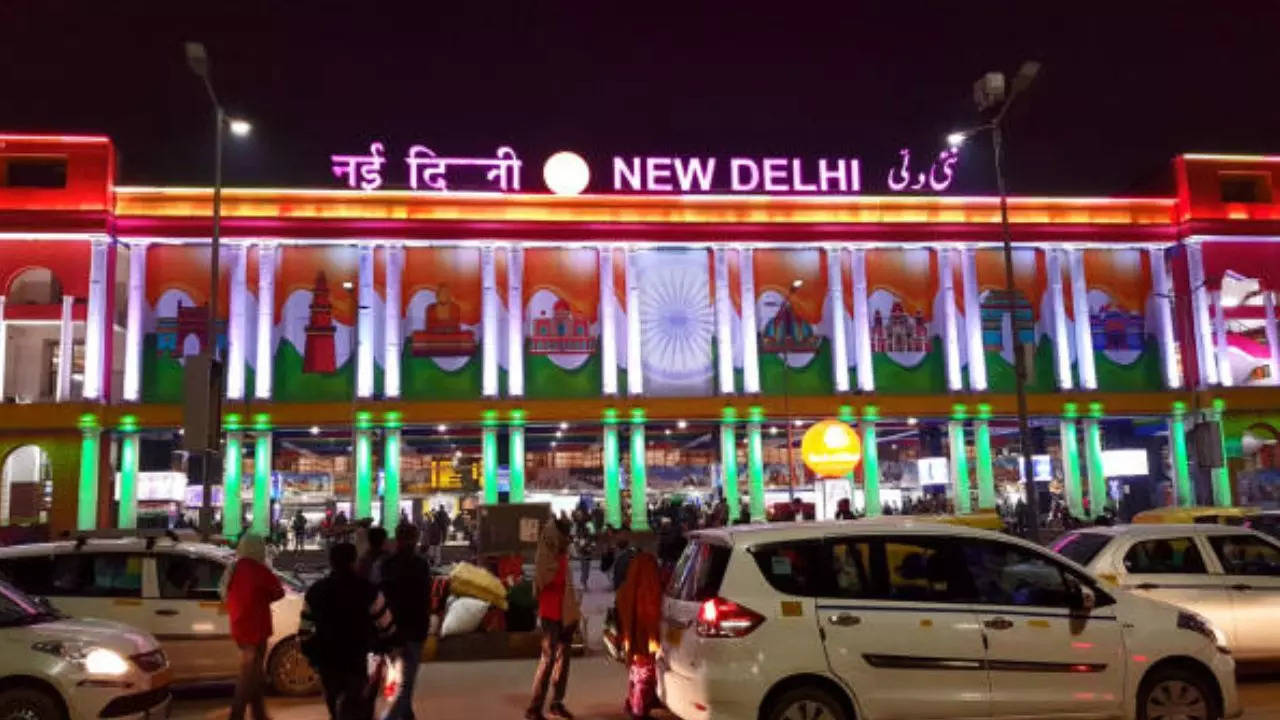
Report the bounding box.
[870,302,930,353]
[411,284,477,356]
[303,272,338,373]
[529,299,596,354]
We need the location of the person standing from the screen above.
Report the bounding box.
[221,533,285,720]
[612,530,635,591]
[292,510,308,551]
[527,519,579,720]
[377,524,432,720]
[357,526,389,581]
[616,550,662,719]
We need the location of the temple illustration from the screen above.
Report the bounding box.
[411,284,477,356]
[529,299,597,354]
[155,303,225,358]
[869,302,930,353]
[1090,304,1145,351]
[303,272,338,373]
[980,289,1035,352]
[760,304,822,353]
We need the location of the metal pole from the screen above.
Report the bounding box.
[992,125,1040,543]
[201,105,224,539]
[782,294,796,500]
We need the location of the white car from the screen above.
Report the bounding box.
[1053,523,1280,662]
[658,518,1239,720]
[0,537,319,695]
[0,576,170,720]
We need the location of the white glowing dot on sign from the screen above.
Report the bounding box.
[824,425,851,449]
[543,151,590,196]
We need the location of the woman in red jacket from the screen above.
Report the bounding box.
[221,533,285,720]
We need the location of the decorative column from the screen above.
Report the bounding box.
[480,248,499,397]
[226,244,248,399]
[828,248,850,393]
[629,408,649,530]
[222,414,244,539]
[0,296,6,401]
[1046,249,1073,390]
[973,403,996,510]
[1059,403,1085,519]
[602,408,622,527]
[254,245,276,400]
[1149,248,1182,389]
[356,246,376,398]
[1206,398,1231,506]
[383,412,402,531]
[1083,402,1107,518]
[1264,287,1280,386]
[508,409,526,503]
[1169,401,1193,507]
[251,413,272,536]
[719,407,740,523]
[939,250,963,391]
[713,247,735,395]
[1212,291,1233,387]
[507,246,525,397]
[116,414,139,529]
[1068,249,1098,390]
[77,413,100,531]
[948,403,972,513]
[82,238,109,401]
[353,410,374,519]
[481,409,499,504]
[746,405,766,522]
[56,294,74,401]
[740,249,761,394]
[860,405,882,517]
[850,249,874,392]
[384,244,404,398]
[599,248,619,396]
[625,249,645,395]
[961,248,989,391]
[122,243,147,401]
[1187,243,1219,387]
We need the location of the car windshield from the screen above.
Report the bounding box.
[0,578,53,627]
[1051,532,1112,567]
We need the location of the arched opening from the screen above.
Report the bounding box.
[7,267,63,305]
[0,444,51,526]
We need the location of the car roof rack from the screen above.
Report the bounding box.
[65,528,188,550]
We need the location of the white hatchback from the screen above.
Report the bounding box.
[0,576,170,720]
[658,518,1240,720]
[1053,523,1280,662]
[0,537,319,695]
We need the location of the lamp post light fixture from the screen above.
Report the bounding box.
[948,59,1042,541]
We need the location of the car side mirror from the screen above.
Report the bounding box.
[1066,578,1095,613]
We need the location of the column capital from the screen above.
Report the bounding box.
[721,406,738,424]
[77,413,99,432]
[1171,400,1188,417]
[1062,402,1079,419]
[509,409,526,426]
[118,414,139,433]
[383,410,404,429]
[630,407,646,425]
[602,407,620,425]
[950,403,968,421]
[1087,401,1105,419]
[747,405,765,423]
[838,404,857,423]
[251,412,271,432]
[223,413,243,432]
[861,405,880,422]
[481,409,500,427]
[975,403,992,421]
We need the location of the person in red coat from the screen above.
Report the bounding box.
[221,533,285,720]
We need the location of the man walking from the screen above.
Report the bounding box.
[222,533,284,720]
[527,518,579,720]
[377,523,432,720]
[300,542,397,720]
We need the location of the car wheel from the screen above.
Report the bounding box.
[765,686,847,720]
[268,636,320,696]
[1138,666,1220,720]
[0,687,63,720]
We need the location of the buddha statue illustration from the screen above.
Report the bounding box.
[411,283,477,357]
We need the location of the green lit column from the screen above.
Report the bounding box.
[949,404,972,514]
[1206,398,1231,506]
[251,413,272,537]
[747,406,766,522]
[602,409,622,528]
[117,414,140,530]
[383,412,402,532]
[1083,402,1107,519]
[719,407,740,523]
[860,405,882,517]
[482,410,499,504]
[222,414,244,539]
[1169,401,1192,507]
[973,403,996,510]
[630,409,649,530]
[508,410,526,504]
[1059,403,1085,520]
[353,411,374,521]
[76,414,100,531]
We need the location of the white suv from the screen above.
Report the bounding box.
[658,518,1239,720]
[0,537,319,695]
[0,576,170,720]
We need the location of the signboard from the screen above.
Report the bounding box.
[475,502,551,560]
[800,419,863,477]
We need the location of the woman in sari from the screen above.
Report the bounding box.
[615,549,663,719]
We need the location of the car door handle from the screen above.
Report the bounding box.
[827,613,861,627]
[154,609,179,616]
[1135,582,1160,590]
[1230,584,1253,592]
[983,617,1014,631]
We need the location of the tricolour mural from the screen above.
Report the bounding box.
[524,248,600,398]
[400,247,483,400]
[755,249,833,396]
[976,248,1055,392]
[866,248,946,393]
[630,248,715,397]
[273,247,360,403]
[1083,249,1162,390]
[142,244,236,403]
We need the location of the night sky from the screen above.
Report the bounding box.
[4,1,1279,196]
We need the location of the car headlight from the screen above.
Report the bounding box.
[1176,611,1231,654]
[31,641,131,676]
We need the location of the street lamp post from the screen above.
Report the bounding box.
[950,61,1041,542]
[779,279,803,499]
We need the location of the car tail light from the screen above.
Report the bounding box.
[696,597,765,638]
